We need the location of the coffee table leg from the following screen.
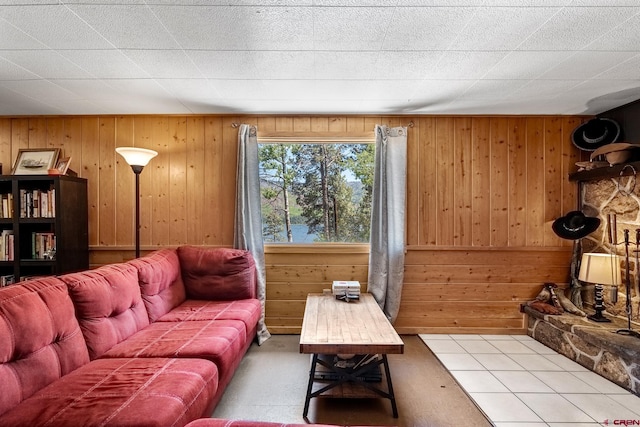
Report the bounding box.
[381,355,398,418]
[303,353,319,418]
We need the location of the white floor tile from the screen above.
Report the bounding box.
[547,423,603,426]
[473,353,525,371]
[532,371,599,394]
[515,393,595,423]
[457,339,502,354]
[423,339,466,354]
[520,339,558,354]
[489,339,537,354]
[449,370,509,393]
[608,394,640,416]
[494,423,548,427]
[450,334,485,340]
[478,334,519,341]
[543,354,588,371]
[469,393,542,422]
[418,333,452,341]
[572,371,632,394]
[436,353,486,370]
[492,371,554,393]
[513,335,536,342]
[508,354,565,371]
[562,393,640,423]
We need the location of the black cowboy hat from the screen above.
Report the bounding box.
[571,118,620,151]
[552,211,601,240]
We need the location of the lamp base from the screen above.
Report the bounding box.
[616,329,640,339]
[588,311,611,323]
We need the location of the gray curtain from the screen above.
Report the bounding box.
[234,124,271,345]
[367,125,407,323]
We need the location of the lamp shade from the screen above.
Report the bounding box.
[578,253,621,286]
[115,147,158,167]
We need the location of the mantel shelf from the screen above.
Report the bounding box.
[569,161,640,182]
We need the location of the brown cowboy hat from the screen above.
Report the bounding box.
[571,118,620,151]
[552,211,600,240]
[590,142,640,165]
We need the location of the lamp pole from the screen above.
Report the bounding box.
[132,165,143,258]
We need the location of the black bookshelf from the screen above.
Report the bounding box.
[0,175,88,284]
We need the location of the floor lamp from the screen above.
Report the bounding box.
[578,252,621,323]
[115,147,158,258]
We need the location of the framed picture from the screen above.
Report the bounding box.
[55,157,71,175]
[11,148,60,175]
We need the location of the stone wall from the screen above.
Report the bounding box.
[581,175,640,323]
[525,306,640,395]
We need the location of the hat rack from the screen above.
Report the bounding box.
[570,160,640,182]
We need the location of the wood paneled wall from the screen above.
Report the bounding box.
[0,115,586,334]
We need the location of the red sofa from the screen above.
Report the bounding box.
[0,246,261,427]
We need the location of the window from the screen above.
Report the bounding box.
[258,142,375,244]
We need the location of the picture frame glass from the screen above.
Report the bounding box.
[11,149,60,175]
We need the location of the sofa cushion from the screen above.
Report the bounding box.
[177,246,256,301]
[60,263,150,360]
[157,299,261,337]
[0,357,218,427]
[100,319,247,389]
[184,420,386,427]
[0,278,90,418]
[128,248,187,322]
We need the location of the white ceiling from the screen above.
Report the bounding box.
[1,0,640,116]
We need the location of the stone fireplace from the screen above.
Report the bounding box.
[525,168,640,396]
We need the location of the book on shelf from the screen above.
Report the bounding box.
[20,188,55,218]
[0,229,14,261]
[31,232,56,260]
[1,193,13,218]
[0,274,15,287]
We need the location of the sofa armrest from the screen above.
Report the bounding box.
[177,246,257,301]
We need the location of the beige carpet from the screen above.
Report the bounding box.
[212,334,491,427]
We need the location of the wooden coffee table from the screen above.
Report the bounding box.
[299,293,404,418]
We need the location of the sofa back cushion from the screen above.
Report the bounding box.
[127,248,187,322]
[177,246,256,301]
[60,263,150,360]
[0,277,90,417]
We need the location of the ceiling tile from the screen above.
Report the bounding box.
[585,12,640,51]
[313,51,378,80]
[383,6,478,51]
[458,79,527,100]
[517,7,640,51]
[0,5,113,49]
[0,79,80,101]
[0,18,48,49]
[371,51,441,80]
[594,54,640,80]
[483,51,575,79]
[67,4,181,49]
[187,51,258,79]
[155,78,222,100]
[0,50,92,79]
[313,7,389,50]
[251,51,315,79]
[560,79,640,114]
[0,56,39,80]
[447,7,560,51]
[121,50,203,79]
[57,49,149,78]
[538,51,638,80]
[150,5,249,50]
[426,51,507,79]
[0,86,63,115]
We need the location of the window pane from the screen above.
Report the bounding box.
[258,143,374,244]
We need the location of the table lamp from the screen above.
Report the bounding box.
[578,252,621,323]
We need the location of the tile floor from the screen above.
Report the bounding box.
[419,334,640,427]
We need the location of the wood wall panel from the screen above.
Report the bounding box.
[0,114,586,335]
